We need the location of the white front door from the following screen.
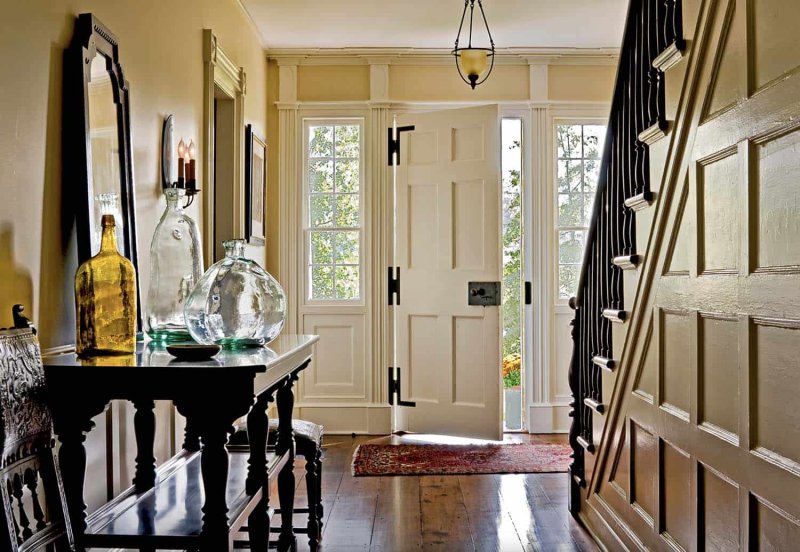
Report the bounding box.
[392,105,502,440]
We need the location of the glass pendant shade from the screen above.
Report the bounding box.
[75,214,137,356]
[457,49,490,85]
[145,187,203,342]
[184,239,286,348]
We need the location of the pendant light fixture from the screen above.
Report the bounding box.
[452,0,496,89]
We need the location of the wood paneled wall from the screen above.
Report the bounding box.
[580,0,800,548]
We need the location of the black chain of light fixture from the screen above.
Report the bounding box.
[452,0,496,89]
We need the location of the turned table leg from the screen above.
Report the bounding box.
[246,392,273,552]
[50,399,107,552]
[199,422,232,551]
[276,374,298,551]
[132,399,157,491]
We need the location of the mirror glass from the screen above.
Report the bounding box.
[87,53,125,256]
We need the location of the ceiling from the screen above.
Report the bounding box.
[239,0,628,50]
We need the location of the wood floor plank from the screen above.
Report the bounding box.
[419,475,475,550]
[369,476,423,551]
[459,475,525,551]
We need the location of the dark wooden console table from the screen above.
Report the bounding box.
[43,334,319,552]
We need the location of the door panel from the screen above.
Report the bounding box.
[394,105,501,440]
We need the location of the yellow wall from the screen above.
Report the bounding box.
[548,65,616,102]
[390,64,530,101]
[0,0,267,512]
[0,0,267,348]
[298,65,370,101]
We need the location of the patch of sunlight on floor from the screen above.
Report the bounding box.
[398,433,511,445]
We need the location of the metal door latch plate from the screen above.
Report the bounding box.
[467,281,501,306]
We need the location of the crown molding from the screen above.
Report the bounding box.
[234,0,267,47]
[265,47,619,66]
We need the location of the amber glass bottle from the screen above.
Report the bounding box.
[75,214,137,356]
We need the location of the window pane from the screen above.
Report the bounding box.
[335,125,360,158]
[558,264,580,298]
[308,126,333,157]
[557,160,570,193]
[558,193,583,226]
[335,159,359,193]
[559,230,586,264]
[556,125,583,159]
[310,231,333,264]
[583,125,606,159]
[310,266,334,299]
[334,194,359,227]
[334,265,359,300]
[584,158,600,194]
[309,159,334,193]
[309,195,334,228]
[334,231,359,264]
[582,193,595,227]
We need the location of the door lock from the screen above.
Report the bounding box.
[467,282,501,306]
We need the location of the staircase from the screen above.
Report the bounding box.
[570,0,800,548]
[568,0,686,503]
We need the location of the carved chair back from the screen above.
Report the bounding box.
[0,309,73,551]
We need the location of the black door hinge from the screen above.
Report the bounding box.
[388,266,400,305]
[388,125,415,166]
[525,281,532,305]
[388,367,416,407]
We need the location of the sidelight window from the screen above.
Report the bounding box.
[304,121,363,301]
[555,123,606,299]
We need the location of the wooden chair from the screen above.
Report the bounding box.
[231,418,324,550]
[0,306,73,551]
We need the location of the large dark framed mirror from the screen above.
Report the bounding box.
[64,13,142,331]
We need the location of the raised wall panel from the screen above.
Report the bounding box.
[302,314,366,399]
[755,129,800,271]
[634,322,656,403]
[699,314,740,440]
[452,180,485,270]
[661,441,692,550]
[752,0,800,90]
[699,151,740,273]
[665,184,691,276]
[751,495,800,550]
[631,421,657,525]
[408,314,439,403]
[700,464,739,551]
[407,130,438,165]
[408,184,438,269]
[451,125,484,161]
[705,0,742,118]
[452,316,485,406]
[609,423,630,498]
[660,310,692,418]
[753,320,800,468]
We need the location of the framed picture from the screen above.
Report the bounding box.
[245,124,267,246]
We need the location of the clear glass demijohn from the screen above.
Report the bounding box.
[145,187,204,342]
[184,239,286,348]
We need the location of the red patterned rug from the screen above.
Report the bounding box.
[352,443,571,476]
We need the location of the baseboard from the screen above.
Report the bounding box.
[295,403,391,434]
[528,401,571,433]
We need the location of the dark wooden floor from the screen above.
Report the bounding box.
[271,433,598,551]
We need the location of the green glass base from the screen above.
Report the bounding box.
[216,337,265,349]
[146,329,195,343]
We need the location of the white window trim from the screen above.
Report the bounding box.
[301,117,366,307]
